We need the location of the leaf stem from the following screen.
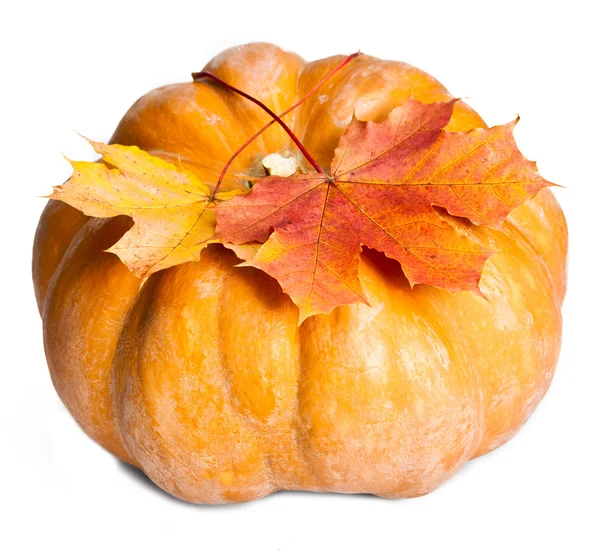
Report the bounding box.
[192,52,361,195]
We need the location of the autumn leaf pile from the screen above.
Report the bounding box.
[51,93,552,322]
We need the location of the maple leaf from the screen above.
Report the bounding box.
[50,140,241,280]
[216,99,553,322]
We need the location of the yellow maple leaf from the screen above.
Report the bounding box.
[51,140,242,280]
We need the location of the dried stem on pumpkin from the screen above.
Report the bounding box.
[192,52,361,195]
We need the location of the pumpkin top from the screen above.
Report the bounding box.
[110,43,485,193]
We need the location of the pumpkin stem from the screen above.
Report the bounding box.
[192,52,361,196]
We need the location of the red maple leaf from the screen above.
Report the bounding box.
[216,99,552,321]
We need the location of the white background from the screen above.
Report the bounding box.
[2,1,599,551]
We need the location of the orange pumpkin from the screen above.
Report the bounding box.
[33,43,567,503]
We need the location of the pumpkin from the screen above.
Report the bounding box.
[33,43,567,503]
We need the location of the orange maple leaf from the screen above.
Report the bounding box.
[216,99,553,322]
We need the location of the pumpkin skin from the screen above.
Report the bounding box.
[33,43,567,503]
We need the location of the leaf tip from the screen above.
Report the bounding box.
[103,245,119,257]
[297,312,310,326]
[104,245,148,281]
[473,285,491,303]
[72,130,97,147]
